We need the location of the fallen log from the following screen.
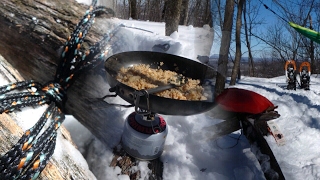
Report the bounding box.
[0,0,116,150]
[240,114,285,180]
[0,55,96,179]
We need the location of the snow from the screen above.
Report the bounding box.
[68,16,320,179]
[97,17,214,62]
[1,1,320,179]
[234,76,320,179]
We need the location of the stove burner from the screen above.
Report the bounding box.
[127,112,166,134]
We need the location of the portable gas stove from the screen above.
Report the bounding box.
[121,111,168,160]
[104,51,216,160]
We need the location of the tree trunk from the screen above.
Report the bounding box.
[123,0,127,18]
[192,0,201,26]
[129,0,137,19]
[145,0,150,20]
[243,0,254,77]
[309,15,315,73]
[164,0,183,36]
[214,0,235,97]
[204,0,212,26]
[0,55,96,180]
[230,0,244,85]
[136,0,141,19]
[179,0,189,25]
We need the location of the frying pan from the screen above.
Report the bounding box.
[105,51,217,115]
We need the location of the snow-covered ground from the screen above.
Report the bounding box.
[2,70,320,179]
[62,73,320,180]
[1,0,320,179]
[236,75,320,180]
[57,4,320,178]
[61,15,320,180]
[63,75,320,180]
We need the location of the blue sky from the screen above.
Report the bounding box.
[247,0,280,57]
[258,0,279,24]
[210,0,283,57]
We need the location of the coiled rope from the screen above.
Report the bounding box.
[0,0,115,179]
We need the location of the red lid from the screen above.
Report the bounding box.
[216,88,274,114]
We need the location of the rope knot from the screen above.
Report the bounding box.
[42,82,67,110]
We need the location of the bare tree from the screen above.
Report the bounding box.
[215,0,224,28]
[214,0,235,97]
[204,0,212,25]
[230,0,245,85]
[188,0,201,26]
[135,0,142,19]
[257,0,316,63]
[308,15,315,73]
[242,0,263,77]
[187,0,212,27]
[115,0,217,27]
[129,0,137,19]
[117,0,130,19]
[243,0,254,76]
[179,0,189,25]
[164,0,183,36]
[150,0,163,21]
[144,0,150,20]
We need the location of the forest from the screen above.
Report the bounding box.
[109,0,320,81]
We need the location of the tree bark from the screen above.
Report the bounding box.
[204,0,212,26]
[214,0,235,97]
[179,0,189,25]
[309,15,315,73]
[230,0,244,85]
[164,0,183,36]
[0,0,118,148]
[0,55,96,180]
[129,0,137,19]
[243,0,255,77]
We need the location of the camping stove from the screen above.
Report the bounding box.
[122,112,168,160]
[104,51,216,160]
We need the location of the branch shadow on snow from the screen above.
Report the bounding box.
[162,114,265,179]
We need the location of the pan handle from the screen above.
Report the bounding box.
[85,95,134,110]
[133,83,181,115]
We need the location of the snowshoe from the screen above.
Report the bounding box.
[299,61,311,90]
[285,60,297,90]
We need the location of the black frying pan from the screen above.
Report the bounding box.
[105,51,217,115]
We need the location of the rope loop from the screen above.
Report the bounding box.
[41,82,67,111]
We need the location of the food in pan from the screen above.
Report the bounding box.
[116,64,206,100]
